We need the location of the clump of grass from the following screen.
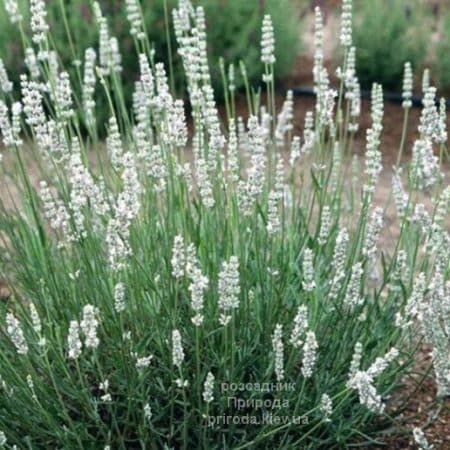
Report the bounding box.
[0,0,448,448]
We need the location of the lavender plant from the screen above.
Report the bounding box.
[0,0,448,448]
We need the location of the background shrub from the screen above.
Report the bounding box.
[201,0,300,91]
[352,0,428,90]
[435,12,450,92]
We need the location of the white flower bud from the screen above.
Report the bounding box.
[301,331,318,378]
[402,62,413,109]
[6,313,28,355]
[272,324,284,382]
[290,305,309,348]
[302,249,316,292]
[80,305,100,349]
[202,372,215,403]
[261,15,275,65]
[4,0,22,24]
[218,256,240,326]
[67,320,82,359]
[30,0,49,46]
[343,262,364,310]
[172,329,184,368]
[320,393,333,422]
[340,0,352,47]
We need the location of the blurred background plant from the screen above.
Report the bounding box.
[0,0,300,132]
[202,0,299,93]
[352,0,429,91]
[434,10,450,92]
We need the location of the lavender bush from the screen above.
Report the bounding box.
[0,0,448,448]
